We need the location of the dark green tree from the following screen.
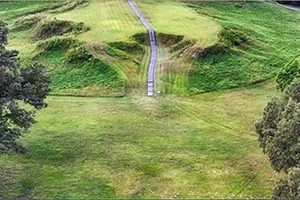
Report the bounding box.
[273,168,300,199]
[0,21,50,153]
[256,78,300,199]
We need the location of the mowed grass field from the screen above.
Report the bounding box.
[0,1,296,199]
[136,0,220,47]
[0,82,278,199]
[54,0,145,43]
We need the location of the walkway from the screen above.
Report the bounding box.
[128,0,157,96]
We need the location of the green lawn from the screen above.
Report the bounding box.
[136,0,220,48]
[186,1,300,93]
[54,0,145,43]
[0,82,278,199]
[0,2,293,197]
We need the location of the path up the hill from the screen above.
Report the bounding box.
[128,0,157,96]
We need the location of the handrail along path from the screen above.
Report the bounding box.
[128,0,157,96]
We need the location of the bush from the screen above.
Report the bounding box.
[105,45,128,59]
[131,32,148,45]
[37,37,82,51]
[273,168,300,200]
[35,19,89,40]
[13,14,43,31]
[157,33,184,46]
[64,46,93,63]
[276,60,300,91]
[197,43,230,58]
[108,41,143,53]
[219,28,249,47]
[172,39,195,53]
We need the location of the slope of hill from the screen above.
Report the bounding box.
[0,1,299,198]
[1,0,299,96]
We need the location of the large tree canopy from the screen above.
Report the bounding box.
[256,79,300,172]
[273,168,300,199]
[0,21,50,153]
[256,78,300,199]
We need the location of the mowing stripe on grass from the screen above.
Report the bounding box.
[128,0,157,96]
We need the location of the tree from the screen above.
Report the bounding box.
[256,78,300,199]
[273,168,300,199]
[0,21,50,153]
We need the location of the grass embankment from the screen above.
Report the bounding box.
[134,1,299,95]
[2,1,299,96]
[0,1,147,96]
[185,1,300,93]
[0,82,278,199]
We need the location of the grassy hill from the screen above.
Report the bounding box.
[0,0,299,199]
[2,0,298,96]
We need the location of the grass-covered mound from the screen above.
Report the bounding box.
[13,14,44,31]
[37,37,82,51]
[35,37,125,96]
[186,1,300,93]
[35,19,89,40]
[107,41,144,54]
[157,33,184,46]
[131,32,148,45]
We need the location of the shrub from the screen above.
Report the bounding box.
[64,46,93,63]
[35,19,89,40]
[131,32,148,45]
[219,28,249,47]
[276,60,300,91]
[108,41,143,53]
[157,33,184,46]
[172,39,195,53]
[197,43,230,58]
[105,45,128,59]
[37,37,82,51]
[13,14,43,31]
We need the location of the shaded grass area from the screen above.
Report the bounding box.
[186,1,300,93]
[0,82,278,199]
